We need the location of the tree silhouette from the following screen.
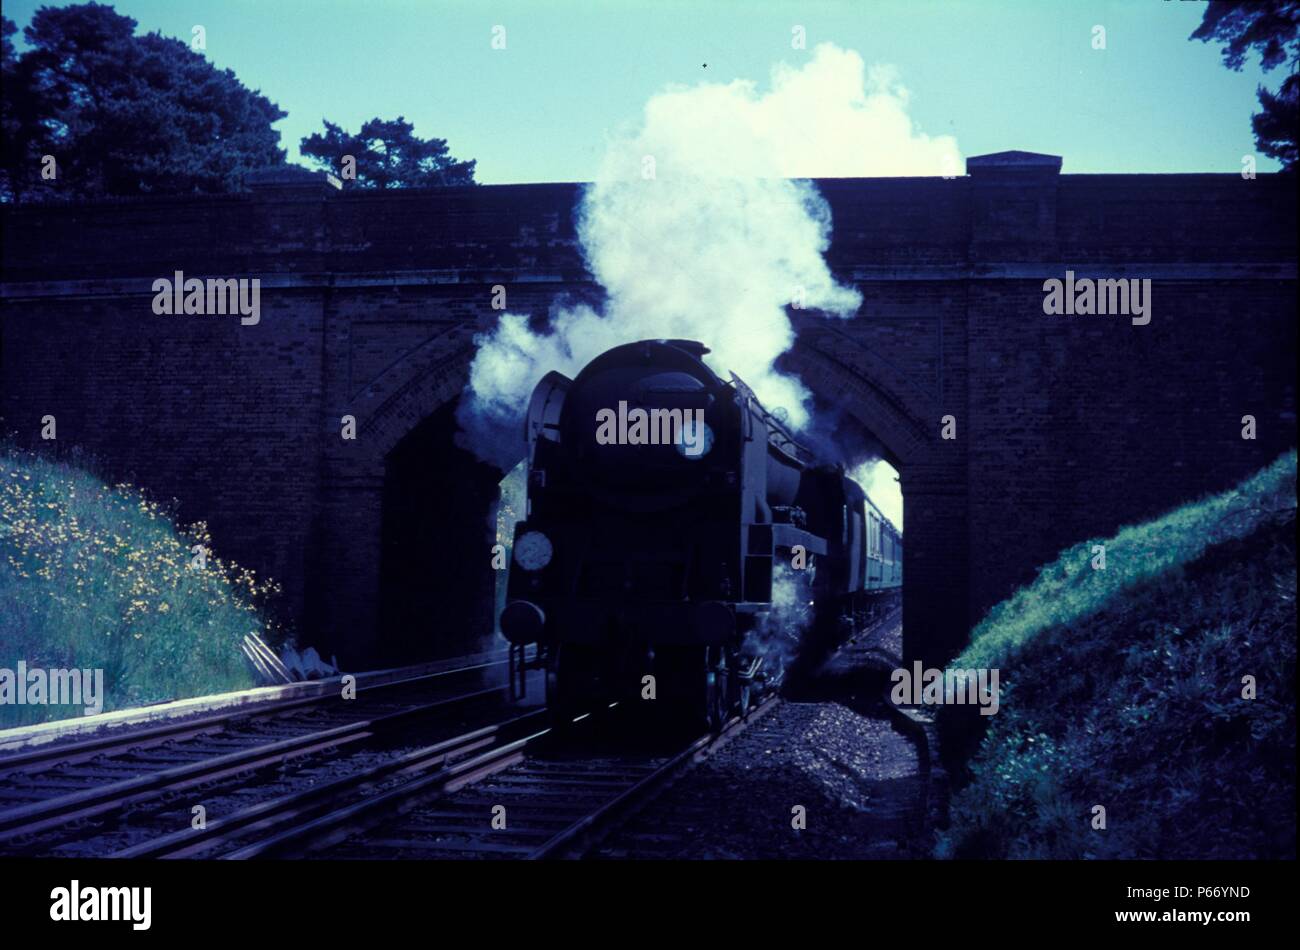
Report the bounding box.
[300,116,476,188]
[1192,0,1299,170]
[1,3,286,202]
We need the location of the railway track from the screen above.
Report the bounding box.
[116,708,551,859]
[232,696,781,861]
[0,653,534,857]
[2,690,779,859]
[1,610,909,860]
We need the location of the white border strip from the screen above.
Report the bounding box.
[0,650,511,754]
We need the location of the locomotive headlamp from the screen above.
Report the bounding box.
[675,421,714,460]
[513,531,554,571]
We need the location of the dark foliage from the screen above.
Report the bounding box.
[939,508,1296,859]
[300,116,476,188]
[1,3,286,202]
[1192,0,1300,169]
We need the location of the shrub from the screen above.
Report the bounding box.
[1,446,281,727]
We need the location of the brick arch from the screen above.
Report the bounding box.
[783,332,941,470]
[346,342,481,479]
[312,340,514,665]
[785,328,968,668]
[311,320,969,666]
[345,329,952,500]
[308,338,485,665]
[341,333,940,480]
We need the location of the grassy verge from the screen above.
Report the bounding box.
[1,447,281,728]
[937,451,1296,859]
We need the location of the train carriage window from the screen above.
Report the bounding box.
[850,509,863,591]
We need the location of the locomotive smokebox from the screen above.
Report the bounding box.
[559,340,731,513]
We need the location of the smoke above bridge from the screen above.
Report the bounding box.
[458,43,961,469]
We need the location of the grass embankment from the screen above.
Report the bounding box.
[1,448,280,728]
[938,451,1296,859]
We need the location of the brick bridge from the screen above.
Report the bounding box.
[2,152,1295,669]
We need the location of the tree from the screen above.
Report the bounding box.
[1192,0,1299,170]
[300,116,476,188]
[1,3,286,202]
[1,15,40,201]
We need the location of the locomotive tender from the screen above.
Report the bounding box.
[499,339,901,730]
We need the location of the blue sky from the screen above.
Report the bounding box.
[5,0,1287,182]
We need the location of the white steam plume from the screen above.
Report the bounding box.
[749,561,814,678]
[849,457,904,533]
[460,44,961,467]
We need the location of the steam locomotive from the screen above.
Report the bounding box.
[499,339,901,730]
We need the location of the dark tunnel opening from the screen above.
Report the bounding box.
[377,400,506,665]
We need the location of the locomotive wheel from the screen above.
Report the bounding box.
[705,646,734,733]
[764,653,785,692]
[736,658,752,717]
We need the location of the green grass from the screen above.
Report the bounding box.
[937,450,1296,859]
[955,451,1297,672]
[1,447,280,728]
